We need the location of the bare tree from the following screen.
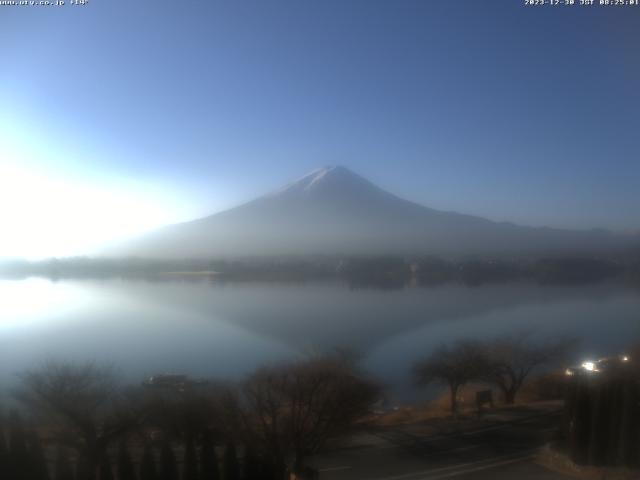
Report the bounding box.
[139,381,228,440]
[17,361,137,480]
[240,354,379,475]
[413,340,488,416]
[482,333,575,404]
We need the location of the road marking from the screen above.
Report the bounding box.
[368,450,538,480]
[424,445,480,457]
[372,409,562,446]
[373,444,482,457]
[424,454,534,479]
[319,466,352,472]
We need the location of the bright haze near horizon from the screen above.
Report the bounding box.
[1,0,639,259]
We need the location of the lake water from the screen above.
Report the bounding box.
[0,278,638,401]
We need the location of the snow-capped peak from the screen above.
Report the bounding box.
[268,165,371,197]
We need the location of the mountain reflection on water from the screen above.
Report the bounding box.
[0,278,638,401]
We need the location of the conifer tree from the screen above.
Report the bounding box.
[222,443,239,480]
[54,447,75,480]
[0,416,8,480]
[242,447,261,480]
[159,442,179,480]
[199,432,219,480]
[9,411,30,480]
[139,444,157,480]
[27,430,50,480]
[98,454,114,480]
[183,435,198,480]
[116,442,136,480]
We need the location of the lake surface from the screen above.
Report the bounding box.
[0,278,638,401]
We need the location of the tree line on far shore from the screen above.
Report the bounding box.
[2,254,639,288]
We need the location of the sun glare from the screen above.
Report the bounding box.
[0,278,84,327]
[0,162,175,259]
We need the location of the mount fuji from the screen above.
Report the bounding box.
[108,166,634,258]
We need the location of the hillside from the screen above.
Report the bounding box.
[106,166,635,258]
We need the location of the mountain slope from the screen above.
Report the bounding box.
[108,166,634,258]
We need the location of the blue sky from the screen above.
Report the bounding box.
[1,0,639,257]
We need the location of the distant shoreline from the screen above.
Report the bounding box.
[1,254,638,288]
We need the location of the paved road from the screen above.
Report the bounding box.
[310,405,573,480]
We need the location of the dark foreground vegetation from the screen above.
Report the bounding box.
[413,339,640,470]
[0,354,379,480]
[2,252,640,288]
[1,340,638,479]
[562,357,640,468]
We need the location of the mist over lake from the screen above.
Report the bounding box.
[1,278,638,401]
